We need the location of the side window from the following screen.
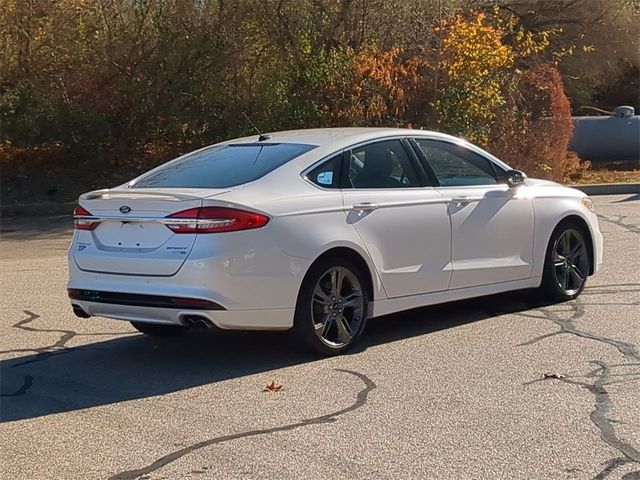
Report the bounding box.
[414,139,498,186]
[348,140,420,189]
[307,154,342,188]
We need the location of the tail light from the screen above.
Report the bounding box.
[73,206,98,231]
[165,207,269,234]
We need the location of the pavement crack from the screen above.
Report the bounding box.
[519,298,639,362]
[597,213,640,235]
[0,375,34,397]
[0,310,76,356]
[583,283,640,296]
[529,361,640,478]
[0,310,132,398]
[0,310,132,357]
[513,291,640,477]
[108,369,376,480]
[593,457,633,480]
[586,362,639,464]
[545,361,640,478]
[517,296,640,477]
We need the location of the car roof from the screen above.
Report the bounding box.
[225,127,460,147]
[209,127,513,178]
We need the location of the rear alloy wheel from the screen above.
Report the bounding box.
[294,259,368,355]
[130,321,186,337]
[541,224,590,301]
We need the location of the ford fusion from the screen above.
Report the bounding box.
[67,128,603,355]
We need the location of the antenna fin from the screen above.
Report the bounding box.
[242,112,271,141]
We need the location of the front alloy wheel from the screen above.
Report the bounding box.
[552,228,589,296]
[542,224,590,300]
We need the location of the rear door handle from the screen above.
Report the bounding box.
[352,202,380,214]
[449,196,471,206]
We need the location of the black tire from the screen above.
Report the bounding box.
[130,321,186,337]
[540,221,591,301]
[294,257,369,356]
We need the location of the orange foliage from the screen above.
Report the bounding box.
[331,46,425,125]
[489,63,588,182]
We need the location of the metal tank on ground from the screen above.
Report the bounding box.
[570,106,639,162]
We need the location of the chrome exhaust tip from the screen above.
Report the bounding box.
[182,315,214,330]
[198,318,212,329]
[72,304,90,318]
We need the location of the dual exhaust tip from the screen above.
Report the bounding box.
[182,315,214,330]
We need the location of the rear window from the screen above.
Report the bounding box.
[130,143,316,188]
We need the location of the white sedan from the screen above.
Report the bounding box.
[67,128,603,355]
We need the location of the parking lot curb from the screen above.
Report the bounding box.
[570,183,639,195]
[0,201,76,218]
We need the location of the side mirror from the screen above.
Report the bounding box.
[506,170,526,188]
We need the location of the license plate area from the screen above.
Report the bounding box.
[93,221,172,249]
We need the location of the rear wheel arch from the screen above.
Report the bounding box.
[548,215,595,276]
[302,247,374,307]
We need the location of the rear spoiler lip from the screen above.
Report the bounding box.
[80,188,230,201]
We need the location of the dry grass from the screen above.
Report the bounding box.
[573,168,640,184]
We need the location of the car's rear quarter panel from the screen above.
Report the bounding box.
[225,179,386,302]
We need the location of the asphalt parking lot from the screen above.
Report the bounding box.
[0,194,638,480]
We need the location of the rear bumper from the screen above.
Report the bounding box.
[69,299,294,331]
[67,288,225,311]
[67,233,303,330]
[68,229,310,312]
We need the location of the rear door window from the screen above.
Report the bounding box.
[131,143,316,188]
[347,140,421,188]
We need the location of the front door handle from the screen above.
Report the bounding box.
[352,202,380,214]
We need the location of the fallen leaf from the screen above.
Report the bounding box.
[263,380,283,393]
[543,373,566,379]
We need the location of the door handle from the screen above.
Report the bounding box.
[352,202,380,214]
[449,196,471,206]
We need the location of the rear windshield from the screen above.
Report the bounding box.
[130,143,316,188]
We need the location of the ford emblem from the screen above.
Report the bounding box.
[119,205,131,214]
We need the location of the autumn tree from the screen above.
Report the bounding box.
[1,0,637,188]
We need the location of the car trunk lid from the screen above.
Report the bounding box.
[73,188,228,276]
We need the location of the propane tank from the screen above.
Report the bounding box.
[570,106,639,161]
